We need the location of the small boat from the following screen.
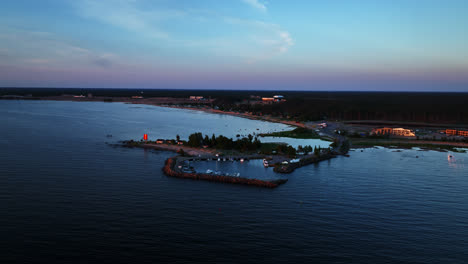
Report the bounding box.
[218,158,221,161]
[263,159,269,167]
[206,169,213,174]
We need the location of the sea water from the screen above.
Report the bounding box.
[1,100,467,263]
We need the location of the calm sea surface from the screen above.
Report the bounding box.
[1,100,467,263]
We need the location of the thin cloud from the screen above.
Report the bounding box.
[0,28,118,69]
[278,31,294,53]
[21,1,293,67]
[74,0,175,39]
[242,0,267,12]
[224,17,294,62]
[92,54,116,68]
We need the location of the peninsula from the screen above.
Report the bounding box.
[122,130,349,188]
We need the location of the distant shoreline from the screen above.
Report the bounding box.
[8,95,303,129]
[5,95,468,151]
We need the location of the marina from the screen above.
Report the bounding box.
[163,157,288,188]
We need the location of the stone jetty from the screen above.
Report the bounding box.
[163,157,287,188]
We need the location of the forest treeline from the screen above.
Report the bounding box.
[3,88,467,123]
[212,92,468,124]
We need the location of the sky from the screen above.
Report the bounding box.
[0,0,467,91]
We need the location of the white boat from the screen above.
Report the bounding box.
[206,169,213,174]
[263,159,269,167]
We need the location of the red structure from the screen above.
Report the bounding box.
[143,134,148,141]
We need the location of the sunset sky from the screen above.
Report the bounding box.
[1,0,467,91]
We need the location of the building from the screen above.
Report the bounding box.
[273,95,284,102]
[261,95,285,103]
[446,129,457,136]
[156,139,165,144]
[446,129,468,137]
[371,127,393,135]
[392,128,416,137]
[371,127,415,137]
[189,96,204,101]
[261,97,275,102]
[459,130,468,137]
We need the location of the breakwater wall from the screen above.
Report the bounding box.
[163,157,287,188]
[273,152,338,173]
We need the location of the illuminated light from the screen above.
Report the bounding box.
[143,134,148,141]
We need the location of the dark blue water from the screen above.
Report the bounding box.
[192,159,284,180]
[1,100,467,263]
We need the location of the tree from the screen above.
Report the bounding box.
[330,139,339,148]
[178,148,185,156]
[286,146,296,158]
[188,132,203,147]
[296,145,302,153]
[340,140,350,153]
[253,137,261,149]
[211,134,216,146]
[303,145,312,155]
[314,146,320,156]
[176,134,180,142]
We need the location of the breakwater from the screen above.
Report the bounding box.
[273,152,338,173]
[163,157,287,188]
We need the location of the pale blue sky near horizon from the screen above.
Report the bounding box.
[0,0,467,91]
